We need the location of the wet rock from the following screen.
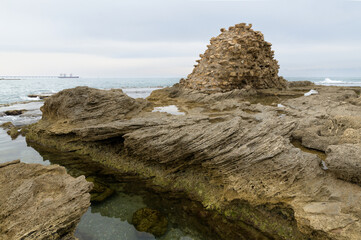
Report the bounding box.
[1,121,15,130]
[180,23,287,92]
[132,208,168,237]
[0,160,92,240]
[1,122,21,139]
[20,125,30,136]
[5,109,27,115]
[86,176,115,202]
[7,126,21,139]
[28,94,51,99]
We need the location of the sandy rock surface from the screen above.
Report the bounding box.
[0,160,92,240]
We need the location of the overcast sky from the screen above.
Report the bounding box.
[0,0,360,77]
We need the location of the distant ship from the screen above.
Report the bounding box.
[58,73,79,78]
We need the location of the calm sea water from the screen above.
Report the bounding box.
[0,77,180,126]
[1,76,360,105]
[0,77,180,104]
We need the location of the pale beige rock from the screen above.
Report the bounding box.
[326,144,361,184]
[180,23,287,92]
[0,160,92,240]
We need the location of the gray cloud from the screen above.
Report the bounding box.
[0,0,360,76]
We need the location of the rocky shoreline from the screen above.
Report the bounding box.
[6,23,361,239]
[24,82,361,240]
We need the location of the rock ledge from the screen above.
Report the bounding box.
[0,160,92,240]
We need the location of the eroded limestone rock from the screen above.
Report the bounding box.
[180,23,287,92]
[326,144,361,185]
[0,160,92,240]
[26,85,361,240]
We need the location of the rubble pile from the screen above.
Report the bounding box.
[180,23,287,92]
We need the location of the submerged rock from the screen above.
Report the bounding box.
[86,176,115,202]
[1,121,21,139]
[132,208,168,237]
[180,23,287,92]
[1,121,15,130]
[0,160,92,240]
[4,109,27,115]
[7,127,21,139]
[28,94,51,99]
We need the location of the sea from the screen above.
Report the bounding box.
[0,76,360,240]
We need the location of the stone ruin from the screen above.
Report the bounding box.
[180,23,287,92]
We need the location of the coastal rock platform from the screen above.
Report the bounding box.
[25,84,361,240]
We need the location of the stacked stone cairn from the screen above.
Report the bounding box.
[180,23,287,92]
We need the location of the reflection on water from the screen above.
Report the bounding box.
[0,129,49,165]
[0,130,210,240]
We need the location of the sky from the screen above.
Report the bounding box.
[0,0,360,78]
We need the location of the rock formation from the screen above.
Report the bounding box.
[26,84,361,240]
[5,109,26,115]
[0,160,92,240]
[180,23,287,92]
[22,23,361,240]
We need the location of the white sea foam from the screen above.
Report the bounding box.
[320,78,344,84]
[20,95,41,101]
[152,105,185,115]
[316,77,361,86]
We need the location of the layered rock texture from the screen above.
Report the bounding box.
[26,84,361,240]
[23,23,361,240]
[180,23,287,92]
[0,160,92,240]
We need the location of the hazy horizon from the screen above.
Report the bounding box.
[1,0,361,78]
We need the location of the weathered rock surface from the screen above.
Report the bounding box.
[326,144,361,184]
[24,24,361,240]
[1,122,29,139]
[0,160,92,240]
[26,84,361,240]
[180,23,287,92]
[40,86,149,134]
